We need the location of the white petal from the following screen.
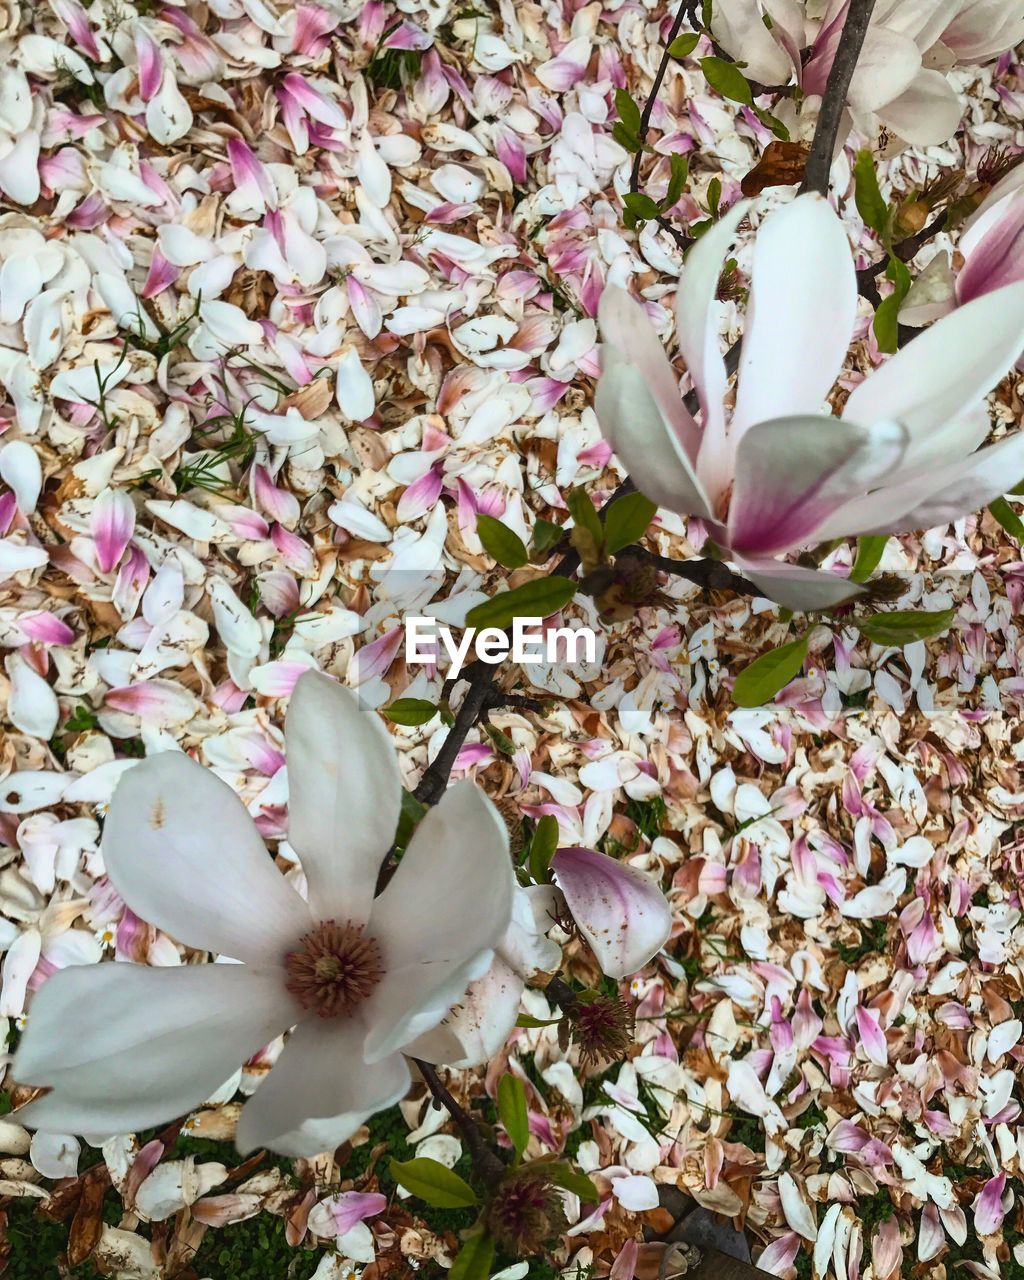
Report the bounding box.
[877,69,963,147]
[336,347,375,421]
[102,753,312,965]
[594,354,713,518]
[5,653,59,740]
[14,964,296,1136]
[0,441,42,513]
[823,433,1024,536]
[675,199,750,499]
[843,282,1024,446]
[732,555,865,611]
[285,672,402,923]
[733,195,856,436]
[236,1018,410,1157]
[365,781,514,1063]
[413,958,524,1068]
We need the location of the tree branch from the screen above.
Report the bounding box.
[414,1060,505,1189]
[799,0,877,196]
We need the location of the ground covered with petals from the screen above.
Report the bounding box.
[1,2,1024,1279]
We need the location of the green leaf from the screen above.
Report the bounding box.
[623,191,661,221]
[465,577,577,630]
[497,1074,529,1157]
[753,105,790,140]
[389,1158,478,1209]
[394,788,427,848]
[614,88,642,136]
[545,1162,601,1203]
[858,608,955,646]
[854,150,888,236]
[872,293,900,354]
[668,31,701,59]
[384,698,438,727]
[990,496,1024,542]
[566,488,604,544]
[664,152,690,208]
[531,518,564,557]
[699,56,753,105]
[604,492,658,555]
[528,814,559,885]
[449,1232,495,1280]
[516,1013,562,1028]
[707,175,722,218]
[611,122,641,153]
[484,722,517,755]
[476,514,528,569]
[732,633,811,707]
[850,535,888,583]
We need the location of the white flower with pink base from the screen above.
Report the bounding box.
[595,193,1024,610]
[13,671,514,1158]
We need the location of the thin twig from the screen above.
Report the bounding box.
[799,0,877,196]
[414,1060,505,1188]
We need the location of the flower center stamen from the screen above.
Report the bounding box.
[283,920,384,1018]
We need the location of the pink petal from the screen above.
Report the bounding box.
[134,26,164,103]
[550,847,672,980]
[974,1172,1007,1236]
[91,489,135,574]
[855,1006,889,1067]
[18,611,75,645]
[758,1232,801,1277]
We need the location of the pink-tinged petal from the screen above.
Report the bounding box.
[733,195,857,437]
[236,1018,410,1158]
[731,555,865,611]
[728,416,907,556]
[102,752,313,965]
[822,432,1024,538]
[609,1238,639,1280]
[13,963,297,1137]
[134,26,164,102]
[397,461,444,522]
[18,611,74,646]
[51,0,102,60]
[974,1172,1007,1237]
[365,781,514,1063]
[104,680,200,726]
[90,489,135,574]
[227,138,277,213]
[598,285,703,464]
[280,74,348,130]
[845,282,1024,450]
[349,627,403,684]
[284,672,401,926]
[957,192,1024,303]
[271,524,315,575]
[918,1202,945,1262]
[674,199,750,501]
[257,571,300,618]
[252,465,300,526]
[757,1232,801,1277]
[309,1190,387,1238]
[291,5,340,56]
[596,292,713,520]
[855,1006,888,1066]
[872,1214,903,1280]
[141,249,181,300]
[550,847,672,979]
[410,957,523,1068]
[347,277,382,339]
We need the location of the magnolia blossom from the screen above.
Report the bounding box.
[712,0,1024,148]
[13,672,514,1157]
[903,165,1024,326]
[415,845,671,1063]
[595,194,1024,610]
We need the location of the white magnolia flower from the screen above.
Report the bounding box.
[595,193,1024,610]
[712,0,1024,148]
[13,672,514,1157]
